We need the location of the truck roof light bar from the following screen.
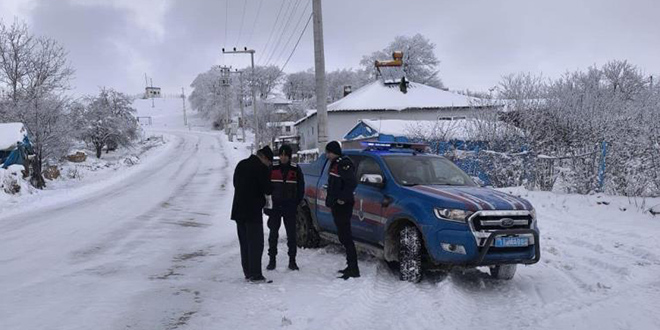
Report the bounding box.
[361,142,429,153]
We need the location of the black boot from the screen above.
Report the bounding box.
[249,275,272,284]
[288,257,299,271]
[266,256,276,271]
[339,267,360,280]
[337,266,349,274]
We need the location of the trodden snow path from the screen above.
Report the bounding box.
[1,98,660,330]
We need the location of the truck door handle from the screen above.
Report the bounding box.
[322,184,328,190]
[382,195,393,207]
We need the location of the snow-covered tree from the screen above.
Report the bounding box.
[16,95,72,188]
[283,69,315,101]
[0,21,32,103]
[0,20,74,188]
[244,65,285,100]
[284,68,370,102]
[360,34,444,88]
[189,67,229,124]
[326,68,370,101]
[73,88,139,159]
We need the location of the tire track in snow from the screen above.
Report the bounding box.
[68,133,205,264]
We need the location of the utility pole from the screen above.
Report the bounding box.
[181,87,188,127]
[223,47,259,148]
[313,0,328,150]
[150,78,155,108]
[219,66,232,140]
[235,69,246,142]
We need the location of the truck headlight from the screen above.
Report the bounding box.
[433,208,473,223]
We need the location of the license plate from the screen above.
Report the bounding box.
[494,236,529,247]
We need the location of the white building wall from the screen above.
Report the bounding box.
[296,108,486,151]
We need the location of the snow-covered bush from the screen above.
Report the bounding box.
[496,60,660,196]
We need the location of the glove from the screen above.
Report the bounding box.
[264,195,273,210]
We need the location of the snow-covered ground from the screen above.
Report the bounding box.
[0,135,169,215]
[1,98,659,330]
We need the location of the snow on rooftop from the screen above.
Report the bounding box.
[328,80,478,112]
[294,81,483,126]
[294,111,315,125]
[266,121,295,128]
[264,95,292,105]
[298,148,319,155]
[0,123,28,151]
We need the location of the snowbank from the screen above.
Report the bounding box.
[0,165,30,194]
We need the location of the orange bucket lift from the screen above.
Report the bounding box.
[375,51,408,91]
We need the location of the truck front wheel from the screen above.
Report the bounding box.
[296,203,321,248]
[399,226,422,283]
[490,264,517,280]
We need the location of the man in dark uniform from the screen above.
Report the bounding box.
[324,141,359,280]
[231,146,273,283]
[266,144,305,271]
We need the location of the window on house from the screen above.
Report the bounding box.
[285,126,291,133]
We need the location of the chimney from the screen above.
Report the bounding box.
[343,85,352,97]
[399,77,408,94]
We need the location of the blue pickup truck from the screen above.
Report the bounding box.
[296,142,540,282]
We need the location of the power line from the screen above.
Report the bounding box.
[258,0,286,65]
[272,0,311,68]
[264,0,303,66]
[278,13,313,74]
[223,0,229,64]
[265,0,303,66]
[245,0,264,46]
[235,0,248,46]
[261,0,296,66]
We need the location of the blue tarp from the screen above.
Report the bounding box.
[1,135,33,169]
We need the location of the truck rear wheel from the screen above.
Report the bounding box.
[490,264,517,280]
[399,226,422,283]
[296,203,321,248]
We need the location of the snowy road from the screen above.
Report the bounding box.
[2,99,659,330]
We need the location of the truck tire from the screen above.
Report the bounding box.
[490,264,517,280]
[296,203,321,248]
[399,226,422,283]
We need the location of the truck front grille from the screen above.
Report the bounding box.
[472,214,532,231]
[467,210,536,247]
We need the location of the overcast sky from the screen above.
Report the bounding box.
[1,0,659,97]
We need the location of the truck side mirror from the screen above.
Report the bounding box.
[472,176,486,187]
[360,174,385,188]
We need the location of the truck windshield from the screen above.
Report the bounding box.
[383,155,476,187]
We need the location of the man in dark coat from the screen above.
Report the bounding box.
[324,141,359,280]
[266,144,305,271]
[231,146,273,283]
